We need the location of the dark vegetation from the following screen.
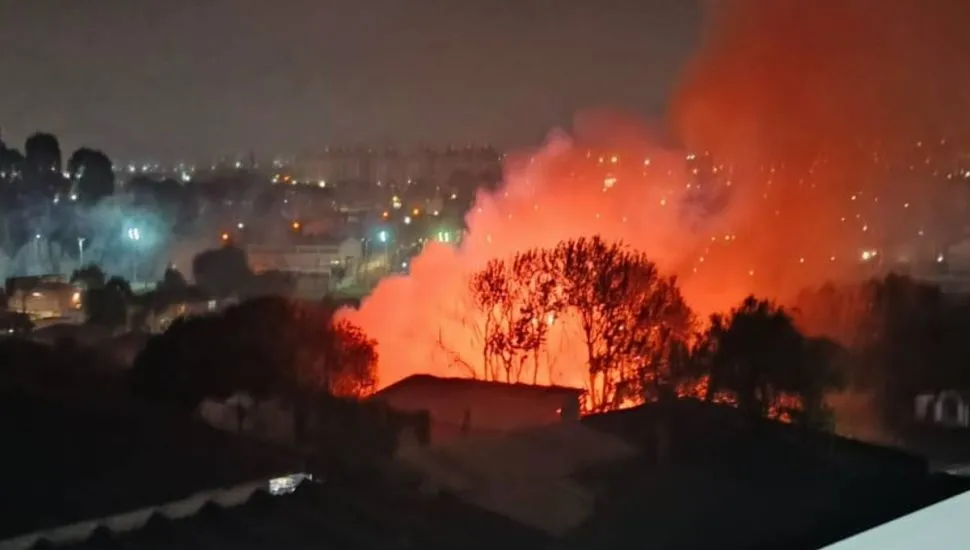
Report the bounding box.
[464,237,970,436]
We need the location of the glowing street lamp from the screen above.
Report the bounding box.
[126,227,142,283]
[376,230,390,269]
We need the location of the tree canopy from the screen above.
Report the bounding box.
[131,297,378,409]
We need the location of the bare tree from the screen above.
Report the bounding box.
[470,258,523,382]
[553,237,693,412]
[509,249,565,385]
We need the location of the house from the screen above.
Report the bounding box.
[370,374,583,444]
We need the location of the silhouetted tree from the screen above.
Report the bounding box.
[24,133,61,174]
[247,269,295,298]
[67,148,115,203]
[554,237,693,411]
[84,276,131,329]
[158,265,188,293]
[132,297,379,409]
[70,264,106,290]
[23,133,65,199]
[0,145,23,184]
[191,246,252,297]
[700,296,842,424]
[791,274,953,430]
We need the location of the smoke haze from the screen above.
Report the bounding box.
[341,0,970,389]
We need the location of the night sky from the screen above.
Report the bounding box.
[0,0,703,162]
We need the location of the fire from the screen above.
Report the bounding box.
[338,1,970,396]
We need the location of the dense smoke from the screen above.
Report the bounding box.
[342,0,970,389]
[673,0,970,277]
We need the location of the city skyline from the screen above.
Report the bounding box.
[0,1,703,163]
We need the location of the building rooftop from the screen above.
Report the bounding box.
[0,389,299,540]
[564,399,970,549]
[5,461,549,550]
[374,374,584,399]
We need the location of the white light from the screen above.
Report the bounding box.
[70,193,77,201]
[237,222,244,229]
[401,262,408,269]
[404,216,412,225]
[378,230,388,243]
[268,473,311,496]
[937,254,945,263]
[34,234,41,240]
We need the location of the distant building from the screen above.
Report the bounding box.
[915,390,970,428]
[245,238,363,299]
[370,375,583,444]
[6,276,83,322]
[291,146,501,187]
[246,239,362,276]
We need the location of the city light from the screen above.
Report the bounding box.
[378,230,388,243]
[404,216,412,225]
[291,221,301,231]
[237,222,244,229]
[221,232,230,242]
[126,227,141,241]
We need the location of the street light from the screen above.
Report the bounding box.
[126,227,141,284]
[376,230,390,269]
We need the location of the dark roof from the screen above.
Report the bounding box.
[374,374,584,399]
[23,474,551,550]
[0,389,299,539]
[562,400,970,550]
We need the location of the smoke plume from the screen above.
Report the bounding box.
[341,0,970,389]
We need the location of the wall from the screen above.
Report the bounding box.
[376,384,579,444]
